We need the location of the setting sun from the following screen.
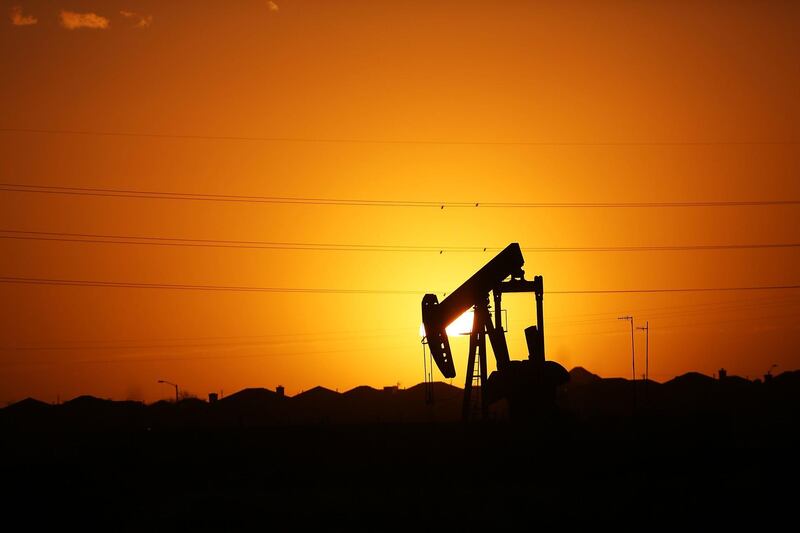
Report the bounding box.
[420,308,475,338]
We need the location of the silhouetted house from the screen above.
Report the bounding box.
[221,387,283,407]
[343,385,382,404]
[342,386,389,422]
[60,395,145,429]
[400,382,462,422]
[276,385,285,397]
[661,372,717,411]
[291,386,345,423]
[719,368,727,381]
[383,385,399,395]
[4,397,51,413]
[208,393,218,403]
[216,387,288,427]
[767,370,800,412]
[0,397,53,430]
[772,370,800,388]
[567,367,603,387]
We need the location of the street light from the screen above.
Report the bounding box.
[618,316,636,382]
[636,321,649,381]
[618,315,636,409]
[158,380,179,403]
[766,364,778,381]
[637,321,649,402]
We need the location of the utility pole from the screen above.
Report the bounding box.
[618,315,636,410]
[637,321,649,403]
[158,380,179,403]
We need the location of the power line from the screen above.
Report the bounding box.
[8,294,797,351]
[546,295,800,328]
[4,311,798,368]
[0,229,461,252]
[545,292,796,323]
[2,183,798,208]
[1,331,409,352]
[2,127,798,146]
[1,326,415,352]
[12,294,797,351]
[0,183,450,207]
[551,285,800,295]
[547,309,800,339]
[1,275,798,294]
[0,342,410,367]
[2,229,799,253]
[0,276,435,295]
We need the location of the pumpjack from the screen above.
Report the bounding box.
[421,243,569,421]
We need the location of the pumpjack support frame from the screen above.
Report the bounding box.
[420,244,567,421]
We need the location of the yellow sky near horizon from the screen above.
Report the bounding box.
[1,0,799,403]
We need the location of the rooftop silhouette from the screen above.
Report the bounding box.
[4,367,799,430]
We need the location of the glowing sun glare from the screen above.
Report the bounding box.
[419,309,474,337]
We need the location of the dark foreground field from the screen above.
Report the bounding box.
[3,370,799,528]
[2,412,798,529]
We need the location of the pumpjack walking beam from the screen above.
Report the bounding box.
[421,243,526,380]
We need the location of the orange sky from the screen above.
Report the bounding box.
[1,0,799,403]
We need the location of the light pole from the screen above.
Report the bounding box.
[158,380,179,403]
[637,321,649,402]
[618,315,636,409]
[766,364,778,381]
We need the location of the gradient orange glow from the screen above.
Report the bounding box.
[1,1,798,403]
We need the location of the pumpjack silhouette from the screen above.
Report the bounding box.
[421,243,569,421]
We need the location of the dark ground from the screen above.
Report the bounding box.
[2,371,799,529]
[2,413,797,529]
